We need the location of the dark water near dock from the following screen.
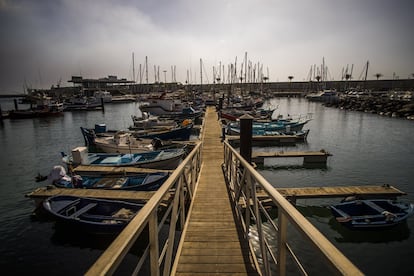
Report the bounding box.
[1,97,414,275]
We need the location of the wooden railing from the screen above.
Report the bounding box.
[223,141,363,276]
[85,136,363,275]
[85,141,202,276]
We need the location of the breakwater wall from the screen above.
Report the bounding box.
[326,95,414,119]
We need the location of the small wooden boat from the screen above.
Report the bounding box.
[64,146,187,170]
[94,133,154,153]
[80,121,193,147]
[226,119,311,135]
[9,98,64,119]
[43,195,144,234]
[48,165,169,191]
[92,132,187,154]
[219,108,276,121]
[330,199,414,229]
[139,96,203,119]
[130,112,176,130]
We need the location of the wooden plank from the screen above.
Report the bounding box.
[256,185,406,200]
[26,186,157,202]
[72,165,172,175]
[175,263,257,273]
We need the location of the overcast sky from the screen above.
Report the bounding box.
[1,0,413,93]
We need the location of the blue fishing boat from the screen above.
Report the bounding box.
[43,195,144,234]
[63,146,187,170]
[330,199,414,229]
[47,165,169,191]
[226,119,311,136]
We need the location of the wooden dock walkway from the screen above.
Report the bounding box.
[257,185,406,205]
[173,106,259,275]
[25,186,160,206]
[252,150,332,164]
[72,165,172,175]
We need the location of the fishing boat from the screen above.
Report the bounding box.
[47,165,169,191]
[43,195,144,234]
[93,133,155,153]
[64,146,187,170]
[226,118,311,136]
[93,131,186,154]
[139,95,203,119]
[93,90,112,103]
[305,89,339,103]
[63,94,103,111]
[219,107,276,121]
[9,96,64,119]
[330,199,414,229]
[130,112,176,130]
[80,121,193,147]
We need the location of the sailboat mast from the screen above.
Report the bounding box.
[132,52,135,83]
[364,61,369,82]
[200,58,203,93]
[145,56,148,85]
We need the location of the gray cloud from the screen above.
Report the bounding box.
[0,0,413,93]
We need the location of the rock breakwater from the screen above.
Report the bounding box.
[326,96,414,119]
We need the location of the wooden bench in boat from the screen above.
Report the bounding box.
[68,203,97,218]
[363,200,386,213]
[81,213,131,222]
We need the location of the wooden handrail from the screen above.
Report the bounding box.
[85,141,202,276]
[223,140,363,276]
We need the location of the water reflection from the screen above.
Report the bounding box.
[329,217,411,243]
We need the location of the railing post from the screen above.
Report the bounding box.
[149,210,160,276]
[239,114,253,164]
[163,176,182,276]
[244,171,251,235]
[277,209,287,276]
[252,173,270,275]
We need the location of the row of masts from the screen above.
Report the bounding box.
[306,58,370,83]
[131,52,270,87]
[132,53,372,89]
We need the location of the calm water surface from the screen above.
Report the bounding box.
[0,97,413,275]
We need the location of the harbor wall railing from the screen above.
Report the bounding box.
[223,140,363,275]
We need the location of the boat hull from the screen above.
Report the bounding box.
[330,199,414,229]
[53,172,169,191]
[43,195,144,234]
[67,147,187,170]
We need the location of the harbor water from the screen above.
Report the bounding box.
[1,97,414,275]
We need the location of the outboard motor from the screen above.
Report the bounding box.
[151,138,163,150]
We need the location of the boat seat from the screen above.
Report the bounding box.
[87,157,100,164]
[55,198,81,214]
[352,212,406,220]
[69,203,97,218]
[81,213,131,221]
[363,200,386,213]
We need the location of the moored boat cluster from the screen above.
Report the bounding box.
[33,95,205,234]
